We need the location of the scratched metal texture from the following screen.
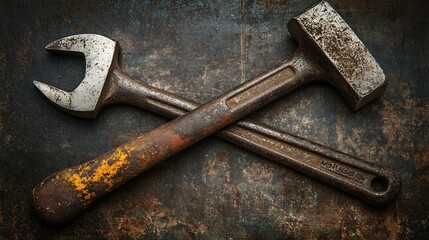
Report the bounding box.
[0,0,427,239]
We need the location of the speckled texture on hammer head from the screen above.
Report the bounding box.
[289,1,386,110]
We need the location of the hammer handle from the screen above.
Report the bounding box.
[33,62,302,224]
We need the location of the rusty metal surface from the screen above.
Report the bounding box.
[0,0,428,239]
[32,27,399,225]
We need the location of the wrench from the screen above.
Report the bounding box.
[33,2,400,225]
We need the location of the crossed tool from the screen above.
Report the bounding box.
[32,2,400,225]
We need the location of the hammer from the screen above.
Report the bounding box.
[32,1,398,224]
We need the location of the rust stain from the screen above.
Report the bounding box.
[217,113,235,126]
[105,195,208,238]
[201,150,230,183]
[384,206,401,239]
[92,148,130,187]
[168,132,185,152]
[64,146,131,202]
[158,128,195,153]
[68,173,86,191]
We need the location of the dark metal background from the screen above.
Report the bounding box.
[0,0,428,239]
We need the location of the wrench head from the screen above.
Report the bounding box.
[34,34,118,118]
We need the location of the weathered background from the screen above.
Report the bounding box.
[0,0,428,239]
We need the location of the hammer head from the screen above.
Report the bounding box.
[288,1,386,110]
[33,34,118,118]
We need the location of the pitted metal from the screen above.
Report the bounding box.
[33,34,117,115]
[32,1,400,225]
[288,1,386,110]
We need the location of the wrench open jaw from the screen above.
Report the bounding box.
[34,34,118,118]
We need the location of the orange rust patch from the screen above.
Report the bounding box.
[68,173,86,191]
[66,171,92,203]
[92,148,130,189]
[217,114,235,126]
[169,133,185,152]
[64,146,132,202]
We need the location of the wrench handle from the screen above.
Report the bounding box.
[142,89,400,206]
[218,123,400,206]
[114,60,400,207]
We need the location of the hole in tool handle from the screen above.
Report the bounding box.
[371,176,389,193]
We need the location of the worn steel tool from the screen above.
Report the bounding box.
[33,33,400,208]
[33,1,400,224]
